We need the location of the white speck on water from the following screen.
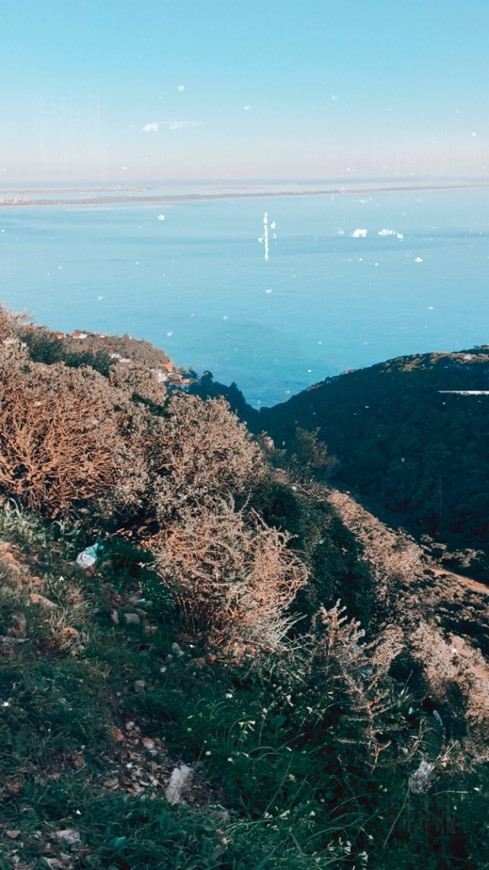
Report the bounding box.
[96,295,104,302]
[157,214,166,221]
[377,227,404,241]
[178,84,185,92]
[58,265,63,269]
[223,314,228,320]
[427,305,435,310]
[261,212,272,260]
[265,288,272,294]
[243,104,251,111]
[414,257,423,263]
[351,228,368,238]
[166,331,173,337]
[307,369,312,373]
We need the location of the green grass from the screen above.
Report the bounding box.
[1,503,488,868]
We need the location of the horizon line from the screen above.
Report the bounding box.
[1,178,489,208]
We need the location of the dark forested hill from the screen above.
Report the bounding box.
[257,348,489,575]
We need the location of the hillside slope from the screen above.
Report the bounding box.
[2,307,489,867]
[259,348,489,576]
[326,488,489,740]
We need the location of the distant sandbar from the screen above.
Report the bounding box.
[1,181,488,208]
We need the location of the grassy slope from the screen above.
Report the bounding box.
[0,504,488,869]
[2,325,489,867]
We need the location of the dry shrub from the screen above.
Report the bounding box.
[300,603,411,760]
[0,328,264,524]
[0,353,134,516]
[155,498,307,657]
[109,361,168,405]
[146,393,264,524]
[0,303,26,344]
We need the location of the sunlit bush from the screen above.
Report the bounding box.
[155,497,307,657]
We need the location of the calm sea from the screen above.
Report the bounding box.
[1,183,488,407]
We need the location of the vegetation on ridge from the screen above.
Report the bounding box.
[213,349,489,580]
[1,305,489,868]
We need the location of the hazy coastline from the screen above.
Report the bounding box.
[1,180,489,208]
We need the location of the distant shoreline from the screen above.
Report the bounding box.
[1,181,489,208]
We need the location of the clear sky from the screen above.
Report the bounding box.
[2,0,488,183]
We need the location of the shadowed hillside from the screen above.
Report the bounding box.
[258,349,489,579]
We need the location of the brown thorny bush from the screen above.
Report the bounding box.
[0,317,307,656]
[156,498,307,657]
[0,343,141,516]
[143,392,264,523]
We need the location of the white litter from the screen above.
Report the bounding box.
[75,544,101,569]
[165,764,192,804]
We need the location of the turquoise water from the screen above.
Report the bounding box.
[1,186,488,406]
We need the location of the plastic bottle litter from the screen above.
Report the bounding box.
[75,543,102,569]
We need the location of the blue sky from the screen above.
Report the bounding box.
[2,0,488,182]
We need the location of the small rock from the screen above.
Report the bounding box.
[171,642,184,657]
[112,727,125,742]
[110,611,119,624]
[54,828,81,847]
[6,829,21,839]
[4,777,24,795]
[9,613,27,637]
[0,636,27,646]
[124,613,141,626]
[142,737,155,750]
[134,680,146,694]
[29,592,58,609]
[128,594,144,605]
